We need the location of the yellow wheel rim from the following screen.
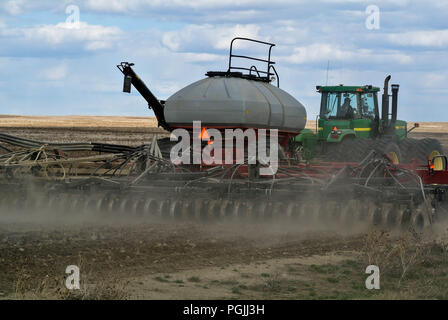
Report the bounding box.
[429,150,443,171]
[387,152,399,164]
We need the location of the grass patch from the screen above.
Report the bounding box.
[231,287,242,294]
[187,276,201,283]
[154,276,169,283]
[308,264,339,274]
[326,277,339,284]
[220,280,239,286]
[287,286,297,292]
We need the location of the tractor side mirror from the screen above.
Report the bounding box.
[123,75,132,93]
[407,122,419,134]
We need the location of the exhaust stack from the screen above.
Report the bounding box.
[381,75,391,126]
[391,84,399,127]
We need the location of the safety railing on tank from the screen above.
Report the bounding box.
[227,37,279,87]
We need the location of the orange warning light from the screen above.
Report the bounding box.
[198,127,210,140]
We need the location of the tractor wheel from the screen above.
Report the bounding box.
[373,140,401,164]
[331,138,374,162]
[399,138,419,163]
[401,138,444,169]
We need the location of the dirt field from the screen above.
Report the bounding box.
[1,116,448,300]
[1,116,447,150]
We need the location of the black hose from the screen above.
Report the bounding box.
[0,144,12,152]
[0,132,139,153]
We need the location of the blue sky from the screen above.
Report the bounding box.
[0,0,447,121]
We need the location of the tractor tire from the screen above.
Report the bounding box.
[330,138,374,162]
[399,138,419,163]
[373,140,402,164]
[400,138,444,168]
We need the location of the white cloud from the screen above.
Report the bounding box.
[162,24,262,52]
[154,81,183,96]
[92,82,120,93]
[280,43,412,65]
[26,22,121,49]
[282,44,350,64]
[388,29,448,47]
[182,52,223,63]
[420,73,446,88]
[1,0,425,16]
[2,0,26,15]
[40,64,68,81]
[0,21,123,55]
[0,0,71,16]
[322,0,410,4]
[84,0,299,12]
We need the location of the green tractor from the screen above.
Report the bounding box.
[294,75,444,168]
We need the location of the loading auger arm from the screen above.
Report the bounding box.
[117,62,170,131]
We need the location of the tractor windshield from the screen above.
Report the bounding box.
[320,92,377,120]
[360,92,376,119]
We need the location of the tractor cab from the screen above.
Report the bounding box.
[316,85,381,141]
[293,75,430,164]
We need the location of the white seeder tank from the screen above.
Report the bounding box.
[164,76,307,133]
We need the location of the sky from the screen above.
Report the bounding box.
[0,0,447,121]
